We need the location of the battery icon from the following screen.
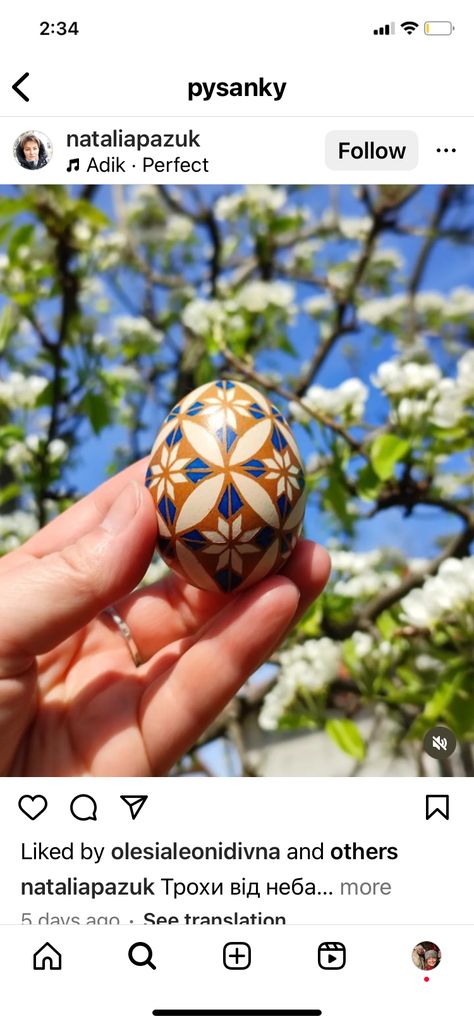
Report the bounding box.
[424,21,454,34]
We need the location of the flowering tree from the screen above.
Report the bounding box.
[0,183,473,775]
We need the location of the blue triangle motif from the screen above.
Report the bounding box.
[218,483,243,517]
[215,567,242,592]
[166,424,183,446]
[242,459,265,478]
[272,426,287,451]
[158,495,176,525]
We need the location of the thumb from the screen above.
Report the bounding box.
[0,481,157,677]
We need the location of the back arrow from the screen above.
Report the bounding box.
[12,72,30,102]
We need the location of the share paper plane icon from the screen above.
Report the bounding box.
[120,795,148,820]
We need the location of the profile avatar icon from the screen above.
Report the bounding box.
[14,131,52,170]
[412,941,442,971]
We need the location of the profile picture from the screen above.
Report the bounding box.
[13,130,52,170]
[412,941,442,971]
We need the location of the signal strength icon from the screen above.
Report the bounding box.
[401,20,419,34]
[374,22,395,34]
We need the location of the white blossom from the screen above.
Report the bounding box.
[304,296,333,318]
[415,654,444,672]
[291,377,367,424]
[215,186,287,221]
[291,240,321,263]
[372,359,441,396]
[457,349,474,395]
[358,294,407,325]
[430,379,465,428]
[370,248,404,270]
[236,280,295,313]
[92,231,127,269]
[330,549,384,573]
[0,510,38,551]
[4,441,30,466]
[259,638,341,730]
[445,288,474,318]
[245,185,287,212]
[351,631,375,658]
[114,316,163,345]
[73,221,93,244]
[338,216,372,240]
[214,193,243,221]
[104,365,142,384]
[400,556,474,628]
[334,569,399,599]
[395,397,431,425]
[414,291,445,314]
[92,333,109,350]
[327,268,352,290]
[47,438,68,461]
[163,215,194,243]
[0,372,48,408]
[182,298,226,335]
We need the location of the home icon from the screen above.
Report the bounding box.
[33,942,62,970]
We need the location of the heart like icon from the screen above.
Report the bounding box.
[18,795,48,820]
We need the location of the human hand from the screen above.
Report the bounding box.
[0,459,331,776]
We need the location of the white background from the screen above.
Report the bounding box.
[0,778,471,1024]
[1,1,471,116]
[0,116,470,183]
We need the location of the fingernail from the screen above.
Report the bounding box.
[101,481,141,536]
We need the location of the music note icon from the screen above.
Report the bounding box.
[66,158,80,172]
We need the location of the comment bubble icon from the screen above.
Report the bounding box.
[70,794,98,822]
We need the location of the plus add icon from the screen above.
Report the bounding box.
[223,941,251,970]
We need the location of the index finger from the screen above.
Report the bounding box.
[0,457,150,569]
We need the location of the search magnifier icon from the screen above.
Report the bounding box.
[128,942,156,970]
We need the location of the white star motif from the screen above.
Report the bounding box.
[201,384,252,431]
[202,514,260,573]
[264,448,301,500]
[149,443,188,501]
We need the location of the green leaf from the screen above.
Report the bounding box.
[296,598,322,637]
[82,393,112,434]
[74,199,110,228]
[0,305,15,351]
[0,482,21,505]
[8,223,35,261]
[407,677,460,738]
[323,593,354,623]
[424,680,458,721]
[0,197,29,217]
[10,292,36,307]
[195,354,214,385]
[325,718,366,760]
[34,381,54,407]
[370,434,410,481]
[278,711,318,730]
[356,463,381,500]
[325,472,349,522]
[376,610,398,640]
[448,685,474,737]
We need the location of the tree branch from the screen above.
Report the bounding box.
[323,520,474,640]
[218,342,363,452]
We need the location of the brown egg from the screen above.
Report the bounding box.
[145,379,306,592]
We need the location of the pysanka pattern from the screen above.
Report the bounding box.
[146,380,306,592]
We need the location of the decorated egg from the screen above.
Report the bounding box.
[145,379,306,592]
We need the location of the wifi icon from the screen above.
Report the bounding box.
[401,20,419,34]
